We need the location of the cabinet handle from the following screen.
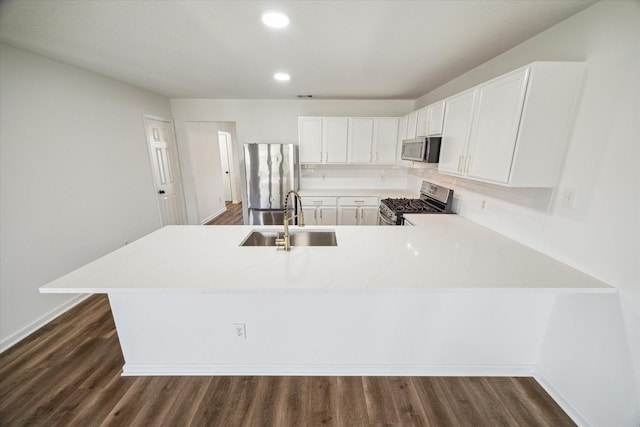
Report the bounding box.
[320,209,323,220]
[375,152,378,162]
[465,155,471,173]
[314,208,317,220]
[458,155,463,172]
[369,152,372,162]
[355,200,364,203]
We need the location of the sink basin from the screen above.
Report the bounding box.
[240,230,337,247]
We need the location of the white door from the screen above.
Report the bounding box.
[348,118,374,163]
[318,207,337,225]
[338,207,359,225]
[438,90,476,176]
[323,118,348,163]
[360,207,380,225]
[466,69,529,183]
[218,131,233,201]
[374,118,399,163]
[299,118,323,163]
[143,116,186,226]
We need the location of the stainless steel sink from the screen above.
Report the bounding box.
[240,230,337,247]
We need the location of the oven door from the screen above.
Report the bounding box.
[378,210,398,226]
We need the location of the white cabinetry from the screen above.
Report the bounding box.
[338,197,379,225]
[406,111,418,139]
[301,197,337,226]
[348,118,375,163]
[416,100,445,136]
[299,117,348,164]
[438,90,476,176]
[438,62,584,187]
[397,114,413,166]
[348,118,399,164]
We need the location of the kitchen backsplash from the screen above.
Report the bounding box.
[301,164,408,189]
[407,167,554,250]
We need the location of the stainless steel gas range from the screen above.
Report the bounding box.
[379,181,454,225]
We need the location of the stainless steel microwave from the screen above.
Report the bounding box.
[400,137,442,162]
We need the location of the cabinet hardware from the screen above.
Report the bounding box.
[465,155,472,173]
[458,155,463,172]
[319,209,323,220]
[375,152,378,162]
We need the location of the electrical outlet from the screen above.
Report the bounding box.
[562,188,577,208]
[233,323,246,340]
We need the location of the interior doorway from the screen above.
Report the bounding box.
[218,131,235,202]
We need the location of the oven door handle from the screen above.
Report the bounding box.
[378,211,395,226]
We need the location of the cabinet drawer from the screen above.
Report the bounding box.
[338,196,379,206]
[301,197,337,207]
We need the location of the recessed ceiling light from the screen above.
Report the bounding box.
[274,72,291,82]
[262,10,289,29]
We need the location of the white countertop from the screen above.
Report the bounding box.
[298,188,414,198]
[40,216,613,294]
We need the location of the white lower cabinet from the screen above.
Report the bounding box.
[301,197,337,226]
[338,197,379,225]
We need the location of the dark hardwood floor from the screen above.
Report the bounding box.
[206,201,244,225]
[0,294,575,426]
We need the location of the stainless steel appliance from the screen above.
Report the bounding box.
[401,137,442,162]
[379,181,453,225]
[244,143,299,225]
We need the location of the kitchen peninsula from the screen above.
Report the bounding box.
[41,216,612,376]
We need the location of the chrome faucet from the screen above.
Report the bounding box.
[275,190,304,250]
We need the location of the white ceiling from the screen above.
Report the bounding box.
[0,0,596,100]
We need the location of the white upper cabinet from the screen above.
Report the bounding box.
[374,117,399,163]
[416,100,445,137]
[323,118,348,163]
[466,69,528,183]
[348,118,375,163]
[438,90,476,176]
[438,62,585,187]
[406,111,418,139]
[299,117,348,164]
[348,117,399,164]
[299,117,323,163]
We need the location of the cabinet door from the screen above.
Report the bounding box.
[397,115,412,166]
[301,206,318,226]
[416,107,430,137]
[438,90,476,176]
[299,118,323,163]
[338,207,359,225]
[467,69,529,183]
[318,206,337,225]
[374,118,399,163]
[427,100,445,136]
[348,118,375,163]
[406,111,418,139]
[323,118,348,163]
[359,206,380,225]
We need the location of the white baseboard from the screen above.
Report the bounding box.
[535,368,590,427]
[122,363,536,377]
[231,200,241,204]
[200,207,227,225]
[0,294,91,354]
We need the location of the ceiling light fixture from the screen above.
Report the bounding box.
[262,10,289,29]
[274,72,291,82]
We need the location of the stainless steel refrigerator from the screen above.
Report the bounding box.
[244,143,299,225]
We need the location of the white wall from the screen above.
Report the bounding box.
[170,99,413,224]
[0,44,172,350]
[411,2,640,424]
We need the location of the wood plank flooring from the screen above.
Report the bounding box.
[206,202,244,225]
[0,294,575,426]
